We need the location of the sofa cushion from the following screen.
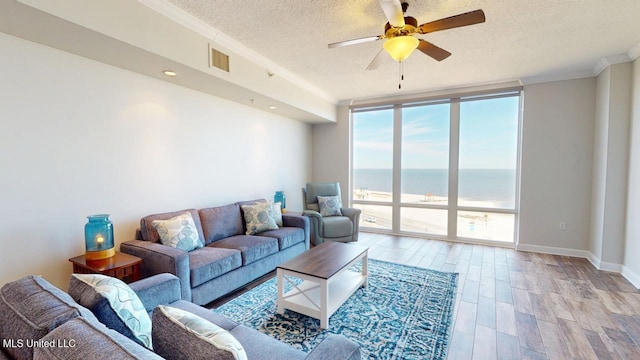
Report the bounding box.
[322,216,354,238]
[199,203,244,244]
[0,275,99,360]
[140,209,205,245]
[241,202,278,235]
[210,235,279,265]
[259,227,305,250]
[189,247,242,287]
[68,274,152,349]
[152,305,247,360]
[33,317,162,360]
[152,212,203,252]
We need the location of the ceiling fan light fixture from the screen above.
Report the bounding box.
[383,36,419,62]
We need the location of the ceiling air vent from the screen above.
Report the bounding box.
[209,46,229,72]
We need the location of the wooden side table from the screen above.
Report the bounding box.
[69,251,142,283]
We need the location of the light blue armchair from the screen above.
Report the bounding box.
[302,182,361,246]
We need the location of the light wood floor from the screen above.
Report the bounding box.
[358,232,640,360]
[210,233,640,359]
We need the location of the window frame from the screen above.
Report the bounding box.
[350,87,523,245]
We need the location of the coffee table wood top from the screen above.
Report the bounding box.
[277,241,369,280]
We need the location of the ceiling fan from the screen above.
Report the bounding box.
[328,0,485,71]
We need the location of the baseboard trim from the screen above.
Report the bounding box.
[622,266,640,289]
[516,244,639,289]
[515,243,590,258]
[516,244,625,269]
[584,252,621,272]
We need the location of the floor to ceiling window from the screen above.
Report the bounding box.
[351,89,522,243]
[399,103,450,236]
[352,108,393,231]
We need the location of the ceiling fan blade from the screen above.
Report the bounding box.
[366,49,386,70]
[419,9,485,34]
[328,35,382,49]
[417,40,452,61]
[379,0,405,28]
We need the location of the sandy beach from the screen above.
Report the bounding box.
[352,189,514,242]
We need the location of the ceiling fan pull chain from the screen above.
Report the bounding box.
[398,61,406,90]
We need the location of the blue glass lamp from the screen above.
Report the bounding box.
[84,214,115,260]
[274,191,286,213]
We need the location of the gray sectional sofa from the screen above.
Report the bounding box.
[121,200,310,305]
[0,274,361,360]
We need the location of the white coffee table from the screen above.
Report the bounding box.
[276,241,369,329]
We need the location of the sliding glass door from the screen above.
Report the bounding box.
[351,90,521,243]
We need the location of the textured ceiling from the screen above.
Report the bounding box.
[166,0,640,101]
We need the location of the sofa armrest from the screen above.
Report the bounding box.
[120,240,192,301]
[282,214,310,249]
[341,208,361,240]
[305,334,361,360]
[302,210,324,245]
[129,273,182,312]
[340,207,361,223]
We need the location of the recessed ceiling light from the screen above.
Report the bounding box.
[268,106,277,110]
[163,70,177,76]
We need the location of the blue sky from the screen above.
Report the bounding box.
[353,96,520,169]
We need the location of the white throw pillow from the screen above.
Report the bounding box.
[271,201,283,227]
[317,195,343,216]
[153,305,247,360]
[151,212,203,252]
[72,274,153,349]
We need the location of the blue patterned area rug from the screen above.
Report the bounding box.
[214,259,458,360]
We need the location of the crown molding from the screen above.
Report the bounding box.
[137,0,217,39]
[593,53,633,76]
[519,70,595,86]
[137,0,337,104]
[628,42,640,61]
[525,42,640,85]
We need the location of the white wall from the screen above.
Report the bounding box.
[624,57,640,286]
[0,33,312,289]
[311,105,351,205]
[590,63,632,268]
[518,78,596,253]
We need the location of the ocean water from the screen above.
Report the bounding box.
[353,168,516,208]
